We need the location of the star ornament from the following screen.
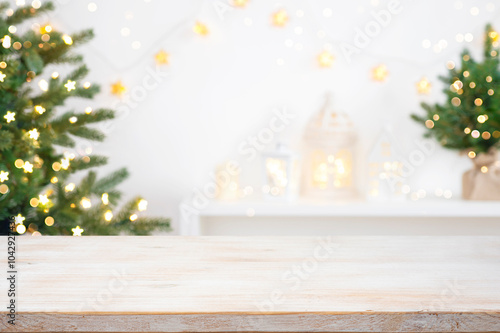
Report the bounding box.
[39,194,50,205]
[28,128,40,140]
[155,50,169,65]
[0,171,9,182]
[318,50,334,68]
[0,71,6,82]
[372,64,388,82]
[4,111,15,123]
[22,161,34,173]
[72,225,84,236]
[64,80,76,92]
[111,81,127,96]
[14,214,25,225]
[416,77,431,94]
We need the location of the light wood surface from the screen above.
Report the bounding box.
[1,236,500,332]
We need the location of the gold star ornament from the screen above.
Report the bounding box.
[111,81,127,96]
[155,50,169,65]
[72,225,84,236]
[0,171,8,182]
[416,77,431,94]
[28,128,40,140]
[4,111,15,123]
[64,80,76,91]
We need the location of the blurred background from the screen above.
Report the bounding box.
[25,0,500,234]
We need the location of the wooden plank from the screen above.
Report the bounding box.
[1,236,500,332]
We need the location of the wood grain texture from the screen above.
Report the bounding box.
[1,236,499,332]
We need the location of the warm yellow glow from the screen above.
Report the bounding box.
[464,127,471,134]
[14,159,24,168]
[80,197,91,209]
[101,193,109,205]
[69,116,77,123]
[61,157,70,170]
[488,89,495,95]
[477,115,487,123]
[474,98,483,106]
[51,72,59,79]
[38,79,48,91]
[35,105,46,114]
[452,80,463,90]
[317,50,334,68]
[4,111,15,123]
[446,61,455,70]
[193,21,209,35]
[469,82,476,88]
[482,131,491,140]
[154,50,169,65]
[62,34,73,45]
[463,54,470,61]
[51,177,58,183]
[45,216,54,226]
[0,171,8,182]
[104,210,113,222]
[52,162,61,171]
[494,131,500,138]
[72,225,84,236]
[0,184,8,194]
[272,9,288,27]
[463,71,469,77]
[85,107,93,114]
[130,214,138,221]
[481,166,489,173]
[22,161,33,173]
[64,80,76,92]
[28,128,40,140]
[451,97,461,106]
[486,76,493,82]
[372,64,388,81]
[425,120,434,129]
[111,81,126,96]
[138,199,148,211]
[265,158,288,196]
[416,77,431,94]
[471,130,480,139]
[83,81,91,89]
[0,71,6,82]
[232,0,248,7]
[2,35,11,48]
[16,224,26,234]
[433,114,440,121]
[30,198,39,207]
[65,183,75,192]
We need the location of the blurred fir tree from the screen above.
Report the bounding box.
[412,24,500,154]
[0,1,170,235]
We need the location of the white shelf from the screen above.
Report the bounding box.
[200,199,500,218]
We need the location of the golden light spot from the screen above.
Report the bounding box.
[446,61,455,70]
[271,9,288,27]
[232,0,248,7]
[30,198,39,207]
[493,131,500,138]
[451,97,461,106]
[416,77,431,94]
[62,34,73,45]
[488,89,495,95]
[65,183,75,192]
[130,214,138,221]
[0,171,8,182]
[35,105,46,114]
[433,114,440,121]
[154,50,169,65]
[469,82,476,88]
[16,224,26,234]
[463,54,470,61]
[482,131,491,140]
[464,127,471,134]
[80,197,91,209]
[138,199,148,211]
[372,64,388,82]
[463,71,470,77]
[52,162,61,171]
[317,50,334,68]
[111,81,126,96]
[101,193,109,205]
[468,151,476,159]
[481,166,488,173]
[104,210,113,222]
[193,21,209,35]
[425,120,434,129]
[64,80,76,91]
[22,161,33,173]
[477,115,487,123]
[471,130,480,138]
[4,111,15,123]
[51,177,58,183]
[83,81,91,89]
[0,184,8,194]
[474,98,483,106]
[486,76,493,82]
[45,216,54,226]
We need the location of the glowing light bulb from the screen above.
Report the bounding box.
[138,199,148,211]
[72,225,84,236]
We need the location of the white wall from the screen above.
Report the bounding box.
[26,0,499,232]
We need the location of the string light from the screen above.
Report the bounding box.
[80,197,91,209]
[104,210,113,222]
[101,193,109,205]
[416,77,431,94]
[61,157,70,170]
[50,177,58,183]
[14,214,25,224]
[271,9,288,27]
[481,166,488,173]
[111,81,126,96]
[30,198,39,207]
[34,105,46,114]
[474,98,483,106]
[138,199,148,211]
[16,224,26,234]
[130,214,138,221]
[45,216,54,226]
[154,50,169,65]
[482,131,491,140]
[38,79,48,91]
[51,72,59,79]
[486,76,493,82]
[4,111,15,123]
[425,119,434,128]
[65,183,75,192]
[451,97,461,106]
[38,194,49,205]
[72,225,84,236]
[468,151,476,158]
[2,35,11,48]
[193,21,209,36]
[64,80,76,91]
[232,0,248,7]
[85,107,93,114]
[471,130,480,138]
[477,115,487,123]
[0,184,8,194]
[28,128,40,140]
[61,34,73,45]
[317,50,334,67]
[371,64,388,81]
[0,171,8,182]
[69,116,77,123]
[433,114,439,121]
[0,71,6,82]
[464,127,471,134]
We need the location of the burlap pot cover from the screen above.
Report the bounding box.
[462,148,500,200]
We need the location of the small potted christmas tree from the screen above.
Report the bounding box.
[412,24,500,200]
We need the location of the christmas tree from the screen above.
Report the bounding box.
[0,1,170,235]
[412,24,500,155]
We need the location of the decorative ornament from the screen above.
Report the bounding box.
[154,50,169,65]
[72,225,84,236]
[193,21,209,36]
[0,171,8,182]
[38,194,49,205]
[367,126,407,201]
[28,128,40,140]
[64,80,76,91]
[372,64,388,81]
[416,77,431,94]
[262,142,300,201]
[271,9,288,27]
[111,81,126,96]
[22,161,34,173]
[318,50,334,68]
[0,71,6,82]
[302,92,357,199]
[14,214,25,224]
[4,111,15,123]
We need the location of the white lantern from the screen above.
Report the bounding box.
[367,126,407,201]
[303,93,357,199]
[262,143,299,201]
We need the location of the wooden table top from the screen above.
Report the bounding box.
[1,236,499,332]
